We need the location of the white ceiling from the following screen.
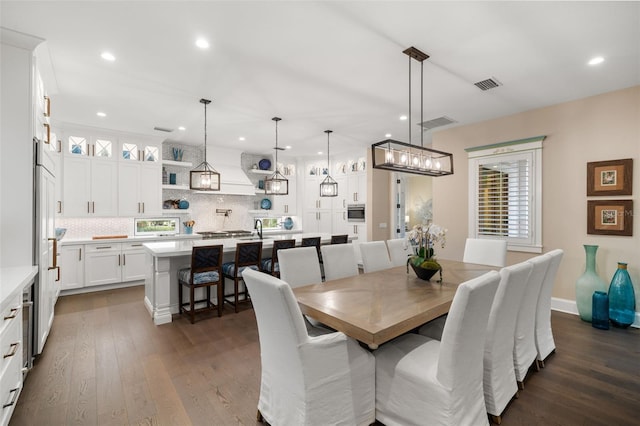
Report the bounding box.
[2,1,639,158]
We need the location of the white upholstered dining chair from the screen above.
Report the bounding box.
[535,249,564,367]
[513,254,550,387]
[320,243,359,281]
[359,240,393,273]
[483,261,532,424]
[241,268,375,426]
[278,246,322,288]
[386,238,411,267]
[375,270,501,426]
[463,238,508,267]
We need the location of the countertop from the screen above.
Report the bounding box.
[143,233,355,257]
[0,265,38,303]
[59,233,203,245]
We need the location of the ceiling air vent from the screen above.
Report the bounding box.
[153,126,174,132]
[419,116,457,130]
[474,77,502,91]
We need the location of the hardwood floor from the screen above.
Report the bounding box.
[10,285,639,425]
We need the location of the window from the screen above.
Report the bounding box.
[466,136,544,253]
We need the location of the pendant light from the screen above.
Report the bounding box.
[319,130,338,197]
[264,117,288,195]
[371,47,454,176]
[190,98,221,191]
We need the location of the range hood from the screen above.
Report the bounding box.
[193,147,255,196]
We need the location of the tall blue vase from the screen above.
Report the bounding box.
[608,262,636,328]
[575,245,607,322]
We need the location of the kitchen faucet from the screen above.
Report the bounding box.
[254,219,263,240]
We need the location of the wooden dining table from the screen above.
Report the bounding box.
[292,259,496,349]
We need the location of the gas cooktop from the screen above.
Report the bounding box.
[197,230,253,239]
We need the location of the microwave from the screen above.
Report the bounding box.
[347,204,365,222]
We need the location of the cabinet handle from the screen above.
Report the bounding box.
[48,237,58,269]
[92,201,95,213]
[343,199,346,208]
[343,212,346,220]
[284,205,288,213]
[130,244,143,247]
[2,388,19,408]
[118,254,121,266]
[3,342,19,359]
[4,308,18,320]
[87,201,91,213]
[44,95,51,117]
[96,246,112,250]
[123,254,126,265]
[57,139,62,153]
[79,248,82,261]
[57,200,62,214]
[142,202,145,213]
[43,123,50,144]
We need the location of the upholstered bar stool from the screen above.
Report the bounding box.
[178,244,224,323]
[222,241,262,313]
[260,239,295,278]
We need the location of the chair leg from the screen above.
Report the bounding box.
[234,277,239,313]
[489,414,502,425]
[257,409,263,422]
[217,282,223,317]
[189,286,195,324]
[537,359,545,369]
[517,380,524,390]
[178,282,183,316]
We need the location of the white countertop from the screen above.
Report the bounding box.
[60,233,203,245]
[143,233,354,257]
[0,265,38,303]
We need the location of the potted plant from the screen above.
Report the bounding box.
[407,223,447,282]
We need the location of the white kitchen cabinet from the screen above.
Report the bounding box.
[347,172,367,204]
[0,290,23,426]
[271,176,297,215]
[58,244,84,290]
[304,211,332,234]
[118,162,161,216]
[332,210,349,235]
[62,155,118,217]
[84,242,147,288]
[331,175,348,211]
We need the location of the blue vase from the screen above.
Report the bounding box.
[592,291,609,330]
[575,245,607,322]
[608,262,636,328]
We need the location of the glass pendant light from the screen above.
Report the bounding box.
[190,98,220,191]
[264,117,289,195]
[371,47,454,176]
[320,130,338,197]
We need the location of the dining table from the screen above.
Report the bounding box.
[292,259,497,349]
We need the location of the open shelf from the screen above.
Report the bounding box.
[248,168,274,175]
[162,184,190,190]
[162,159,193,168]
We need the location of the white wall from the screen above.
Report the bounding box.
[432,86,640,309]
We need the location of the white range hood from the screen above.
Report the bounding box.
[194,147,255,196]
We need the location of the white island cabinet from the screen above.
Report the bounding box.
[84,242,148,287]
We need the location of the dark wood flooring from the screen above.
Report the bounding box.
[10,285,640,426]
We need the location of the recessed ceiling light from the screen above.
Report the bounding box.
[285,145,292,150]
[195,38,209,49]
[588,56,604,66]
[239,136,245,141]
[385,133,392,138]
[399,115,408,121]
[318,151,323,155]
[178,126,186,131]
[101,51,115,61]
[96,112,106,117]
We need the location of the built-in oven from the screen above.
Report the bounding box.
[347,204,366,222]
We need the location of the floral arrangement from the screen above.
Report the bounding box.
[407,223,447,280]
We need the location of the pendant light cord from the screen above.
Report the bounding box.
[408,54,412,147]
[204,101,207,162]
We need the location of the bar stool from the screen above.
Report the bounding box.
[222,241,262,313]
[330,234,349,244]
[261,239,295,278]
[178,244,224,323]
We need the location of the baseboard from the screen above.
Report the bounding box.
[60,280,144,296]
[551,297,640,328]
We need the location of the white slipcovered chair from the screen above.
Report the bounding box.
[535,249,564,367]
[513,254,550,387]
[375,270,501,426]
[483,261,532,424]
[386,238,411,267]
[463,238,508,267]
[321,243,359,281]
[359,240,393,273]
[278,246,322,288]
[241,269,375,426]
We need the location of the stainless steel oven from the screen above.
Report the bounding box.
[347,204,365,222]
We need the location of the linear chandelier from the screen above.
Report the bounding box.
[320,130,338,197]
[190,98,221,190]
[371,47,454,177]
[264,117,289,195]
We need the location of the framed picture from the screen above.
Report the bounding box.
[586,158,633,196]
[587,200,633,236]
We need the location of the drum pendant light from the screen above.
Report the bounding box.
[320,130,338,197]
[190,98,221,191]
[371,47,454,176]
[264,117,289,195]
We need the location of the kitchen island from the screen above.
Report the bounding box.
[142,233,353,324]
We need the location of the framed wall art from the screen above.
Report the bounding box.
[586,158,633,196]
[587,199,633,236]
